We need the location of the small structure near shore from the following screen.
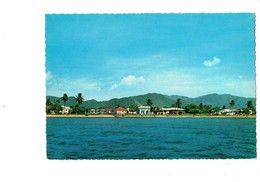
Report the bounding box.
[138,106,151,115]
[159,107,185,115]
[61,106,71,114]
[218,109,239,116]
[115,106,127,115]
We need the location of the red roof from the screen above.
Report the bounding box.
[115,106,127,112]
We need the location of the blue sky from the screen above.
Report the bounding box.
[46,14,255,101]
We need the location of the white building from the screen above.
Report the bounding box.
[160,107,185,115]
[138,106,151,115]
[61,106,71,114]
[218,109,239,115]
[90,109,96,114]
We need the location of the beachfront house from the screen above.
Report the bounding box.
[138,105,151,115]
[115,106,127,115]
[89,108,96,114]
[159,107,185,115]
[218,109,239,116]
[61,106,71,114]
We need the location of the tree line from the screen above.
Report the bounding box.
[46,93,255,115]
[46,93,85,114]
[130,98,255,115]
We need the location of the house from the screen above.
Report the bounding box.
[89,108,96,114]
[138,106,151,115]
[61,106,71,114]
[218,109,239,115]
[159,107,185,115]
[115,106,127,115]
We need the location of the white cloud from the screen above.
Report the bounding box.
[203,57,221,67]
[46,71,52,81]
[121,75,145,85]
[107,75,145,92]
[109,84,118,91]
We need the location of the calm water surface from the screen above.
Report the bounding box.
[46,117,256,159]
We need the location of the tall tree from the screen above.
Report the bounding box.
[175,98,182,108]
[146,99,153,107]
[229,100,235,108]
[76,93,84,106]
[62,93,68,107]
[75,93,84,114]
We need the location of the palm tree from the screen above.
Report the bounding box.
[76,93,84,105]
[175,98,182,108]
[229,100,235,109]
[62,93,68,107]
[76,93,84,114]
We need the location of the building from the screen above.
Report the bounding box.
[218,109,239,115]
[159,107,185,115]
[138,106,151,115]
[115,106,127,115]
[61,106,71,114]
[89,108,96,114]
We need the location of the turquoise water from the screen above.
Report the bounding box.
[46,117,256,159]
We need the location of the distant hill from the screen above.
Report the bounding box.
[191,93,255,109]
[46,93,256,109]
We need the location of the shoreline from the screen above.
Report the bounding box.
[46,114,256,119]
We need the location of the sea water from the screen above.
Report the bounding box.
[46,117,256,159]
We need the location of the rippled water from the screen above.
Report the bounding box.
[46,117,256,159]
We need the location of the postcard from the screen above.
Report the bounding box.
[45,13,256,160]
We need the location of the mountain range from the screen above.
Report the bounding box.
[46,93,256,109]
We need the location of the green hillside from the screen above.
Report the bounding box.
[192,93,256,109]
[46,93,256,109]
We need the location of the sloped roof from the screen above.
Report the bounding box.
[115,106,127,112]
